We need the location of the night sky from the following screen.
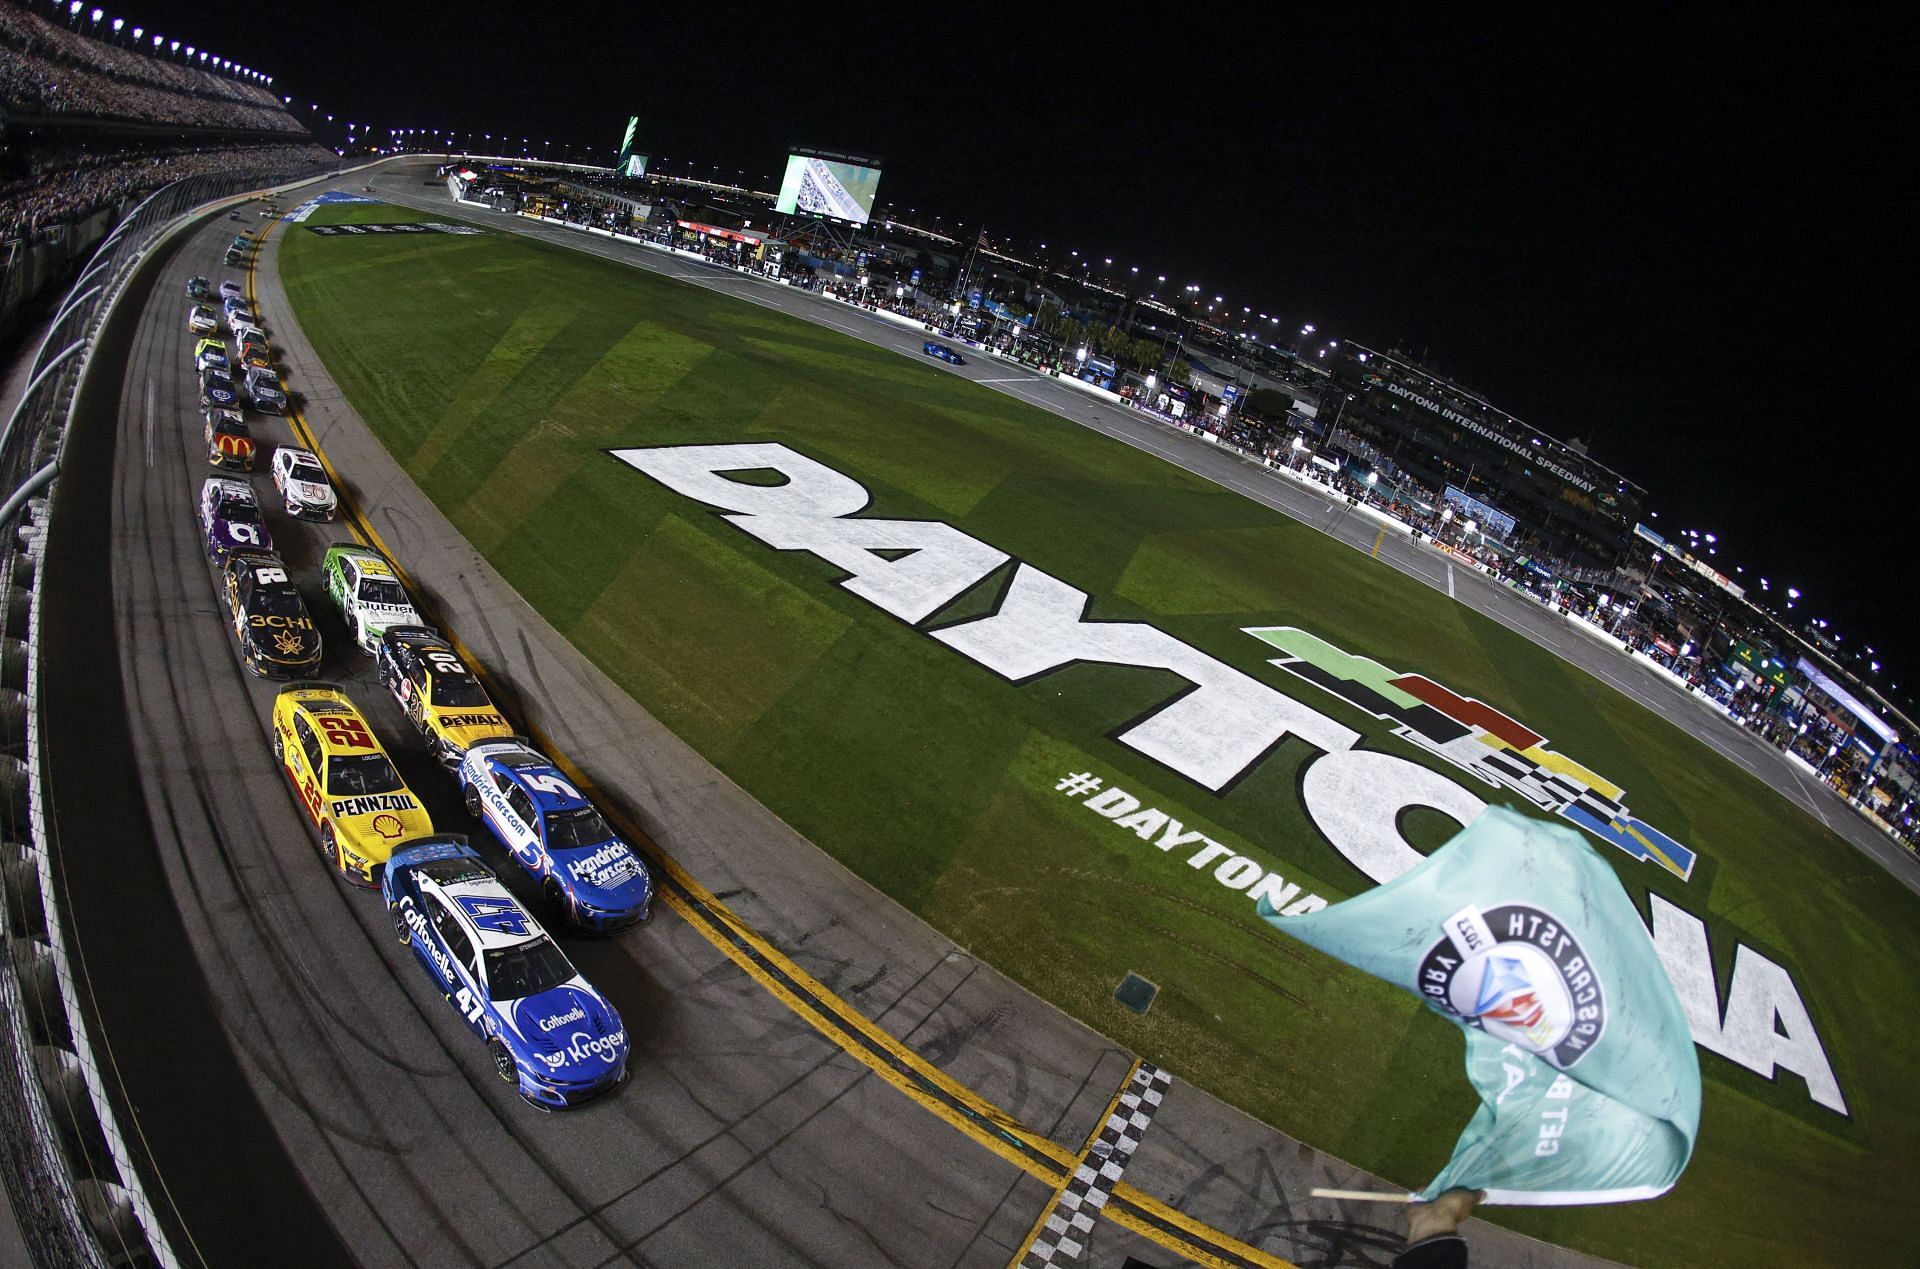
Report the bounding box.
[99,2,1919,707]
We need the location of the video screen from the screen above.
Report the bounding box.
[622,153,647,178]
[774,153,882,225]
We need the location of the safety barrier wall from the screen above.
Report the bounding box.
[0,156,343,1269]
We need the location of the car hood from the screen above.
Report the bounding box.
[331,794,431,863]
[357,602,422,630]
[508,984,626,1081]
[432,709,513,748]
[554,839,652,910]
[243,611,319,664]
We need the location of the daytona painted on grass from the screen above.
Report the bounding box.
[279,196,1920,1267]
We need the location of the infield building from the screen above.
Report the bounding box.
[1318,343,1643,567]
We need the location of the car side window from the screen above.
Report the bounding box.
[293,716,324,775]
[506,786,538,828]
[409,655,430,690]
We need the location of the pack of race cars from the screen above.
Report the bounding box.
[181,204,644,1110]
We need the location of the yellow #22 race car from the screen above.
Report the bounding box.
[272,683,433,884]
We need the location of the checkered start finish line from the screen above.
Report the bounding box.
[1021,1063,1174,1267]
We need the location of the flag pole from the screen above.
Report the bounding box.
[1310,1188,1419,1203]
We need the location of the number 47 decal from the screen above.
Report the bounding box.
[455,894,533,937]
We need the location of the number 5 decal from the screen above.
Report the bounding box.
[522,771,581,801]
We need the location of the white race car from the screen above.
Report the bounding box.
[271,447,337,520]
[323,544,424,654]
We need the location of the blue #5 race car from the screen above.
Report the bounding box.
[922,340,966,365]
[384,837,629,1109]
[459,740,652,933]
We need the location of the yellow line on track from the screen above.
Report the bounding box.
[248,203,1296,1269]
[1370,527,1386,558]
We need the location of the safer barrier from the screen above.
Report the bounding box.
[0,156,339,1269]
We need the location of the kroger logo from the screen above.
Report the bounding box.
[536,1028,626,1071]
[566,1029,625,1064]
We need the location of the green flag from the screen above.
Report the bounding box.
[1261,806,1700,1204]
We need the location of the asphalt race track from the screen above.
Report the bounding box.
[35,158,1911,1268]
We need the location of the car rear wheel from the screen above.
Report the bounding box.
[488,1039,515,1083]
[270,728,284,762]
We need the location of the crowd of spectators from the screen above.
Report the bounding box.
[2,140,333,240]
[1,1,301,132]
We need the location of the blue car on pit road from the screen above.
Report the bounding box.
[922,340,966,365]
[384,836,629,1110]
[459,740,653,933]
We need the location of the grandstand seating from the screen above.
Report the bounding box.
[1,0,332,244]
[1,3,297,130]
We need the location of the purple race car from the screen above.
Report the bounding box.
[199,476,274,565]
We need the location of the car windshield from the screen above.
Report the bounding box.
[251,585,305,618]
[483,937,575,1001]
[429,673,489,709]
[358,577,408,606]
[418,858,490,886]
[290,464,327,485]
[545,806,614,853]
[219,500,259,524]
[326,751,403,796]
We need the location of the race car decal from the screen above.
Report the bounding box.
[568,842,642,889]
[315,714,374,748]
[455,894,534,937]
[330,793,417,818]
[439,711,507,730]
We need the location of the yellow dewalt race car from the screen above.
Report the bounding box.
[374,626,515,770]
[271,683,433,884]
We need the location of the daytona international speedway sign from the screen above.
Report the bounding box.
[610,442,1847,1115]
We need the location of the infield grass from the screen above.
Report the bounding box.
[279,196,1920,1266]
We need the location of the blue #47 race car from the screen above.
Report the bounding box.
[384,837,629,1109]
[459,740,653,933]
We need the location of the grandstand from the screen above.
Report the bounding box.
[2,0,332,323]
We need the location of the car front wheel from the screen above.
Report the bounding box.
[488,1039,515,1083]
[392,905,411,946]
